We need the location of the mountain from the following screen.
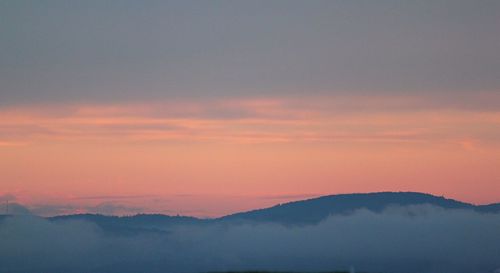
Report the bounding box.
[2,192,500,273]
[476,203,500,213]
[220,192,500,224]
[50,213,205,235]
[38,192,500,229]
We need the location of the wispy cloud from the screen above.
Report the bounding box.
[72,194,159,201]
[258,193,322,200]
[0,194,16,202]
[1,96,499,146]
[30,202,145,216]
[0,140,29,147]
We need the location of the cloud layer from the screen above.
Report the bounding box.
[1,206,499,273]
[1,97,499,145]
[1,1,500,106]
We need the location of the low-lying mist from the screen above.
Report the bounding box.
[1,205,499,273]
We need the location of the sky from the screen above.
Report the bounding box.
[1,0,499,217]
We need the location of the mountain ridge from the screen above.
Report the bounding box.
[2,192,499,229]
[219,191,492,224]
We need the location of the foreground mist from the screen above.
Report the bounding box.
[1,205,500,273]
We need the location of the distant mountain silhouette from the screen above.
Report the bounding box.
[220,192,500,224]
[3,192,498,231]
[476,203,500,213]
[0,202,32,216]
[1,192,499,273]
[50,213,204,235]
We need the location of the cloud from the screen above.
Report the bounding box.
[88,202,144,216]
[0,194,16,202]
[1,206,499,273]
[29,204,79,216]
[1,1,500,107]
[30,202,145,217]
[1,97,500,146]
[258,193,321,200]
[0,195,31,216]
[72,194,159,200]
[0,216,101,271]
[0,203,32,216]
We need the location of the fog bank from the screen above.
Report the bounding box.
[1,205,499,273]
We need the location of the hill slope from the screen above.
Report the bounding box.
[220,192,499,224]
[4,192,494,229]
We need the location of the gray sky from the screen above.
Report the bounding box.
[1,0,499,106]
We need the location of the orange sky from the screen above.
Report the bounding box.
[1,95,499,217]
[2,1,500,218]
